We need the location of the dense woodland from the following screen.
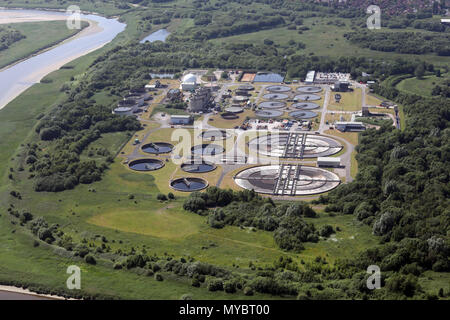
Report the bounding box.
[345,31,450,56]
[315,88,449,276]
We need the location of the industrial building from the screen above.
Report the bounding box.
[180,73,198,91]
[113,88,150,116]
[167,88,182,102]
[335,121,366,132]
[170,115,193,125]
[314,72,351,84]
[188,87,212,112]
[332,81,350,92]
[305,71,316,84]
[317,157,341,168]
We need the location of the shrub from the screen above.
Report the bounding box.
[319,225,334,237]
[224,281,237,294]
[157,193,168,201]
[154,273,164,281]
[191,278,201,287]
[207,278,224,292]
[243,287,254,296]
[85,254,96,265]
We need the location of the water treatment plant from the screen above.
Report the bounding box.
[118,70,365,197]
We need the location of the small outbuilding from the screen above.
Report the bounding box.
[317,157,341,168]
[170,115,193,125]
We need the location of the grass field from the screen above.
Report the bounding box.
[208,110,252,129]
[0,21,88,69]
[210,17,450,67]
[396,74,449,97]
[328,88,362,112]
[0,0,129,16]
[324,129,359,147]
[366,93,383,106]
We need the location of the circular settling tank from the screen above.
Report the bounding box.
[294,94,321,101]
[221,112,239,120]
[200,129,231,141]
[292,102,319,110]
[233,96,249,102]
[128,159,164,171]
[238,84,255,91]
[225,106,244,114]
[234,165,340,196]
[297,86,322,93]
[255,109,284,118]
[289,110,318,119]
[258,101,286,109]
[142,142,173,154]
[170,177,208,192]
[191,144,225,156]
[181,161,216,173]
[266,85,291,93]
[262,93,289,100]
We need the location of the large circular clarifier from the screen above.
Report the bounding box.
[266,85,291,93]
[248,133,343,158]
[294,94,321,101]
[238,84,254,91]
[297,86,322,93]
[258,101,286,109]
[224,106,243,114]
[181,161,216,173]
[255,110,283,118]
[262,93,289,100]
[191,144,224,156]
[170,177,208,192]
[128,159,164,171]
[234,165,340,196]
[289,110,318,119]
[292,102,319,110]
[142,142,173,154]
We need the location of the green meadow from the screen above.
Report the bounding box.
[396,73,450,97]
[210,17,450,67]
[0,21,88,69]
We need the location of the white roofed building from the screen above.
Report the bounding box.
[180,73,198,91]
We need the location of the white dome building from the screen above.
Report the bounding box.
[181,73,198,91]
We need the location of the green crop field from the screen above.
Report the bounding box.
[0,21,88,69]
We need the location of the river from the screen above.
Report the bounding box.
[0,9,126,110]
[0,289,53,300]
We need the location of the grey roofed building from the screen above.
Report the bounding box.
[170,114,193,125]
[335,121,366,132]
